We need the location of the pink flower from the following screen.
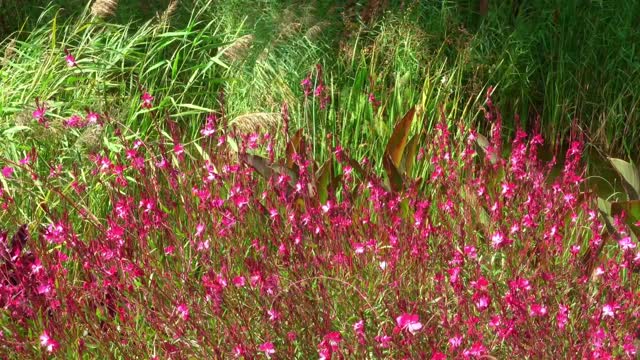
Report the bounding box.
[529,303,547,317]
[375,335,392,348]
[2,166,14,178]
[491,231,509,249]
[173,143,184,156]
[557,304,568,330]
[39,332,59,353]
[64,51,77,67]
[463,341,486,358]
[618,236,636,250]
[33,104,47,123]
[141,91,154,109]
[64,114,84,128]
[258,341,275,357]
[472,292,491,311]
[449,335,463,349]
[301,76,312,96]
[176,303,189,321]
[395,313,423,334]
[201,115,217,136]
[267,309,280,322]
[232,276,246,287]
[86,111,99,124]
[601,303,617,318]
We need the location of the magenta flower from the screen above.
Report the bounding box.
[176,303,189,321]
[232,276,246,287]
[39,332,59,353]
[65,53,77,67]
[64,114,84,128]
[618,236,636,250]
[1,166,13,178]
[395,313,423,334]
[86,111,99,124]
[375,335,392,348]
[301,76,312,96]
[32,101,47,123]
[141,91,154,109]
[258,341,275,357]
[201,114,217,136]
[529,304,548,317]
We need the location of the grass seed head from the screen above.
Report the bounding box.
[90,0,118,19]
[222,34,254,63]
[231,112,280,135]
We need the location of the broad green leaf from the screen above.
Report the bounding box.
[383,153,404,192]
[608,158,640,200]
[384,106,415,168]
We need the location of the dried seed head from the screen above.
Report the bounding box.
[1,38,17,68]
[230,112,280,135]
[91,0,118,19]
[222,34,254,63]
[75,124,104,153]
[277,22,302,41]
[305,21,329,42]
[158,0,179,24]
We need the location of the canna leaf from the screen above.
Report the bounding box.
[385,106,415,168]
[315,157,333,204]
[383,153,404,192]
[286,129,304,169]
[476,133,498,165]
[608,158,640,200]
[239,153,297,187]
[402,132,421,177]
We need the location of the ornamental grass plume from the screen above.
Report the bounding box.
[222,34,254,63]
[305,21,329,41]
[230,112,280,136]
[90,0,118,19]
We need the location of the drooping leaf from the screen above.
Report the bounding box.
[330,173,343,194]
[344,154,367,178]
[402,133,421,177]
[608,158,640,200]
[240,153,298,190]
[240,153,273,179]
[476,133,498,165]
[315,157,333,204]
[385,106,416,168]
[286,129,304,169]
[10,224,28,255]
[383,153,404,192]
